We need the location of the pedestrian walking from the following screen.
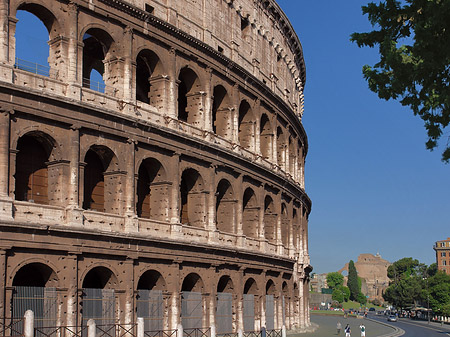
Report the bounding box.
[359,324,365,337]
[344,324,351,337]
[337,321,342,335]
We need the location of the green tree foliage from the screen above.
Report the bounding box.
[327,272,345,290]
[357,292,367,305]
[387,257,420,281]
[332,285,351,303]
[348,260,359,301]
[350,0,450,162]
[426,271,450,316]
[383,277,422,309]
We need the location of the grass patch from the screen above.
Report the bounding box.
[341,301,385,311]
[311,310,356,317]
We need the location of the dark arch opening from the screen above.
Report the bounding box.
[13,263,57,287]
[82,266,116,289]
[182,273,203,292]
[137,270,166,290]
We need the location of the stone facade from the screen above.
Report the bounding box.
[434,238,450,275]
[0,0,312,334]
[339,254,390,303]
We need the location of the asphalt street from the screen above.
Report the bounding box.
[370,314,450,337]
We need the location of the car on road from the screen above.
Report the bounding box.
[387,315,398,322]
[369,307,376,311]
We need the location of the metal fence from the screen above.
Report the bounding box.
[0,318,23,337]
[242,295,254,332]
[181,292,203,330]
[215,293,232,334]
[143,330,177,337]
[12,286,57,334]
[183,327,209,337]
[137,290,163,332]
[34,325,88,337]
[265,296,274,331]
[14,58,50,77]
[82,289,115,336]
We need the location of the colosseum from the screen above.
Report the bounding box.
[0,0,312,336]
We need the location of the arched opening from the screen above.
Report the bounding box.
[243,278,258,332]
[82,146,119,213]
[15,134,51,204]
[82,267,117,330]
[265,280,276,331]
[82,28,113,93]
[216,276,234,334]
[277,127,286,170]
[180,169,205,227]
[137,270,166,331]
[15,8,51,76]
[181,273,204,329]
[136,158,168,220]
[212,86,231,138]
[12,263,58,331]
[216,179,235,234]
[264,196,277,244]
[281,204,289,247]
[289,137,296,176]
[242,188,259,239]
[178,68,202,126]
[282,282,289,327]
[260,114,273,160]
[238,101,255,150]
[136,50,164,105]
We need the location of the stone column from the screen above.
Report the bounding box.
[253,99,261,155]
[231,84,239,145]
[123,26,133,102]
[0,0,9,63]
[66,254,78,327]
[67,2,79,84]
[167,48,177,118]
[207,165,216,242]
[298,280,304,328]
[170,153,181,228]
[0,108,12,219]
[125,139,138,232]
[204,67,213,132]
[123,258,135,325]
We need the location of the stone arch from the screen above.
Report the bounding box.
[178,67,204,126]
[216,179,236,234]
[82,26,115,92]
[81,266,118,329]
[181,272,204,292]
[292,208,299,249]
[281,203,289,247]
[238,100,255,151]
[137,270,167,331]
[264,196,277,244]
[243,278,259,332]
[212,85,232,138]
[180,168,206,227]
[277,127,286,170]
[14,132,56,204]
[82,145,120,213]
[11,262,59,328]
[136,158,168,220]
[260,113,273,160]
[12,262,59,287]
[135,49,165,105]
[14,2,62,77]
[216,275,235,334]
[181,273,205,329]
[242,187,259,239]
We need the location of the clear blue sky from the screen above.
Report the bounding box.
[15,2,448,275]
[277,0,449,273]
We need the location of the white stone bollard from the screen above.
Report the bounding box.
[177,324,183,337]
[24,310,34,337]
[282,325,286,337]
[238,328,243,337]
[87,319,96,337]
[137,317,144,337]
[210,325,216,337]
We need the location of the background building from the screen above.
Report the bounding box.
[434,238,450,275]
[0,0,311,335]
[339,253,390,303]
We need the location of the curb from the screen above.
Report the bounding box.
[364,317,405,337]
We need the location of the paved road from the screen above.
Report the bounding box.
[370,314,450,337]
[290,314,397,337]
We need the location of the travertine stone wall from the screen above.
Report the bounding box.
[0,0,312,333]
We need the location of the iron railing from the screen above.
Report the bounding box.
[14,58,50,77]
[242,332,261,337]
[144,330,177,337]
[0,318,24,337]
[266,330,281,337]
[34,325,88,337]
[183,328,210,337]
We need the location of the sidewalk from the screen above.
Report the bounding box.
[289,314,400,337]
